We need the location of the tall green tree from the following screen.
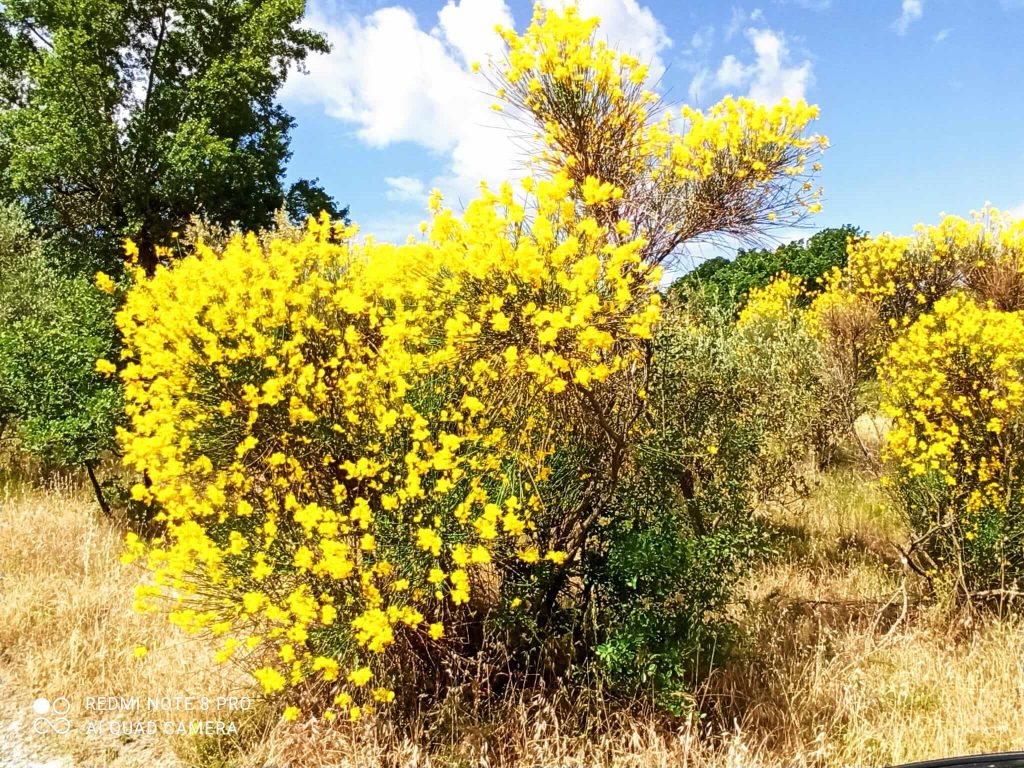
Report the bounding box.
[0,0,342,273]
[0,0,346,500]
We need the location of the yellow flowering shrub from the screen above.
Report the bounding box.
[811,209,1024,336]
[804,212,1024,469]
[492,4,827,266]
[113,2,831,717]
[117,175,661,717]
[881,293,1024,597]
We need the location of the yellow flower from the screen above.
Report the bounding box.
[254,667,286,694]
[282,706,301,721]
[372,687,395,703]
[347,666,373,687]
[95,358,117,376]
[416,528,443,556]
[517,547,540,563]
[95,271,116,293]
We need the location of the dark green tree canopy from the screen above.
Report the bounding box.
[285,176,348,224]
[0,0,337,272]
[670,225,863,310]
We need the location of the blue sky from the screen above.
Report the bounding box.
[281,0,1024,263]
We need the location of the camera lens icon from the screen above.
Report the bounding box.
[31,697,71,735]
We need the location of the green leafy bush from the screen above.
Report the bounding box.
[584,296,823,709]
[0,203,121,468]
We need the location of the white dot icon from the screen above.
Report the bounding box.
[32,698,50,715]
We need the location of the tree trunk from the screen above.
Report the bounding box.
[84,461,111,516]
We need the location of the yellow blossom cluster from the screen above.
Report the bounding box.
[881,293,1024,568]
[116,173,661,719]
[736,272,805,328]
[652,98,826,189]
[491,4,827,264]
[812,210,1024,333]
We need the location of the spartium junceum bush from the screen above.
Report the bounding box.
[797,211,1024,468]
[875,214,1024,602]
[808,210,1024,363]
[813,211,1024,602]
[111,3,827,721]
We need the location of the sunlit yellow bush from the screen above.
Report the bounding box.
[117,174,663,718]
[812,210,1024,335]
[114,2,828,718]
[736,272,805,329]
[804,212,1024,470]
[881,293,1024,597]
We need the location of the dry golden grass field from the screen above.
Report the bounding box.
[2,465,1023,768]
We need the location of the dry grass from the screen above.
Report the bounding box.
[1,467,1023,768]
[0,474,259,768]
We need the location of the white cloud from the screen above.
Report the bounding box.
[573,0,671,79]
[282,2,503,154]
[1007,201,1024,219]
[687,68,711,104]
[284,0,671,236]
[933,27,951,43]
[384,176,429,204]
[715,55,746,89]
[693,26,813,105]
[744,28,813,103]
[437,0,512,67]
[893,0,924,35]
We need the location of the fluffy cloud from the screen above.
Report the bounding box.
[283,0,671,213]
[573,0,670,78]
[384,176,429,204]
[893,0,924,35]
[691,26,813,105]
[686,25,715,56]
[282,1,507,156]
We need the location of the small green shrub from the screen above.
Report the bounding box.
[584,296,824,708]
